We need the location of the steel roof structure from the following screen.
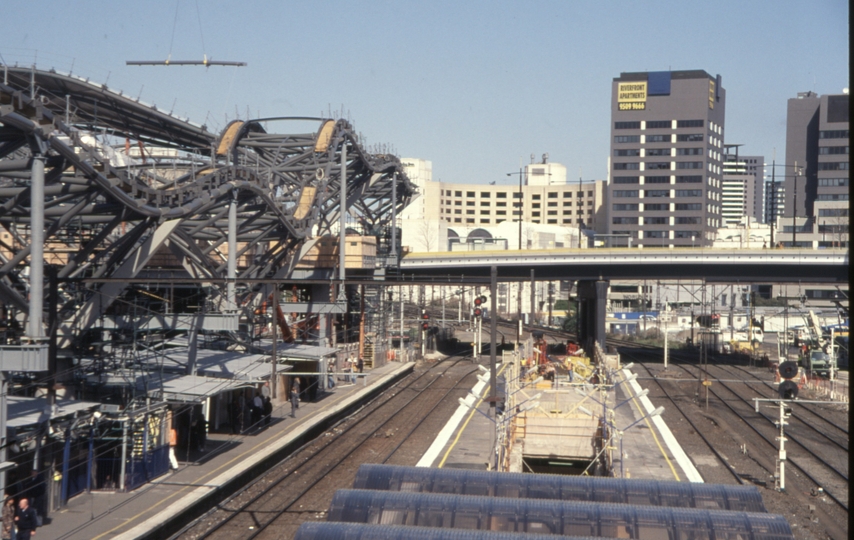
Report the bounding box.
[0,66,414,356]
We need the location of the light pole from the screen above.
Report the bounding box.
[764,163,804,248]
[506,167,527,344]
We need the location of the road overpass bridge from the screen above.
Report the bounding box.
[400,247,848,351]
[399,248,848,283]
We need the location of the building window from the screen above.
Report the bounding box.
[817,193,849,200]
[480,201,490,206]
[675,190,703,197]
[563,192,573,198]
[563,219,571,224]
[481,219,490,224]
[646,162,670,170]
[496,201,506,207]
[818,162,849,171]
[613,217,636,224]
[532,212,540,217]
[644,190,670,198]
[614,135,641,143]
[614,162,640,170]
[466,218,475,223]
[455,191,462,196]
[466,209,475,215]
[615,121,641,129]
[644,217,667,224]
[496,210,506,215]
[454,209,461,214]
[466,201,475,206]
[676,217,701,224]
[674,230,698,238]
[645,176,669,183]
[564,209,573,215]
[547,219,557,224]
[645,231,667,238]
[467,191,475,197]
[454,218,461,223]
[819,130,849,139]
[818,178,849,186]
[646,134,669,143]
[676,175,702,183]
[547,201,558,207]
[614,149,641,156]
[677,119,704,128]
[644,204,668,211]
[645,148,670,156]
[675,203,702,211]
[646,120,671,129]
[613,176,639,184]
[480,210,490,215]
[454,200,462,206]
[676,148,703,156]
[818,208,848,217]
[548,192,558,198]
[676,133,704,142]
[676,162,703,169]
[613,203,639,211]
[547,210,557,216]
[497,192,507,198]
[481,191,492,197]
[614,190,639,198]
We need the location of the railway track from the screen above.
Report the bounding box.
[174,354,480,540]
[668,359,848,512]
[724,363,849,441]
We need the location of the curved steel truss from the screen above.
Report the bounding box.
[0,66,413,349]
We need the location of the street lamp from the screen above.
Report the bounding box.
[764,162,804,248]
[507,167,528,344]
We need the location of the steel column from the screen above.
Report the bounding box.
[28,155,45,339]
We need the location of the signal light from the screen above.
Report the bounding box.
[778,361,798,380]
[779,380,799,399]
[473,308,483,317]
[422,322,430,331]
[421,312,430,320]
[480,295,487,304]
[474,297,482,307]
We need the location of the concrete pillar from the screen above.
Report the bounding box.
[577,279,609,351]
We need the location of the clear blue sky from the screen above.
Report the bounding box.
[2,1,848,186]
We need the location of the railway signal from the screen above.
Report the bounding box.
[777,361,799,399]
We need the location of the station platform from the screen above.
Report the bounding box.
[43,361,415,540]
[418,358,702,483]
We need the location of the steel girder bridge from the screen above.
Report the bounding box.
[0,65,414,365]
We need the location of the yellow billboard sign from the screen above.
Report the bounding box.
[618,81,647,111]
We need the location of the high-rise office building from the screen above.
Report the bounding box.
[607,70,725,247]
[764,179,785,225]
[784,92,849,217]
[722,148,764,225]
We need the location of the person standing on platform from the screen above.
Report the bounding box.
[263,396,272,426]
[168,426,179,470]
[13,498,36,539]
[290,381,300,417]
[2,497,15,540]
[357,357,364,374]
[252,392,263,427]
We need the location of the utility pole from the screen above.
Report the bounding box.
[792,161,798,248]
